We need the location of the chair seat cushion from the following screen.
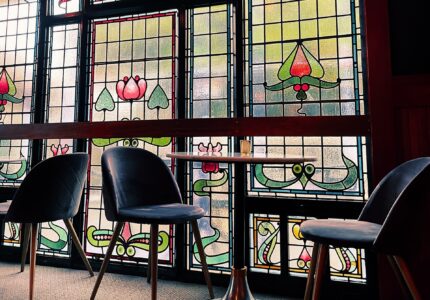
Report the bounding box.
[118,203,205,224]
[0,200,12,217]
[300,219,382,248]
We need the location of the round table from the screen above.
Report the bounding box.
[167,152,316,300]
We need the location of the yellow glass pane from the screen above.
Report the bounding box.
[282,22,299,41]
[318,17,337,37]
[318,0,336,17]
[265,23,281,42]
[319,38,337,59]
[338,16,352,35]
[282,2,299,21]
[300,0,317,19]
[120,21,132,40]
[265,4,281,23]
[300,20,317,39]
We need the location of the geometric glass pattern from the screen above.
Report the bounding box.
[36,23,81,256]
[249,213,281,274]
[186,5,234,274]
[84,11,177,266]
[1,0,38,246]
[245,0,369,203]
[288,216,366,284]
[248,136,368,201]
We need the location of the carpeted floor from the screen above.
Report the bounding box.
[0,262,292,299]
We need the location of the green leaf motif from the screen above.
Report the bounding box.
[148,84,169,110]
[95,88,115,112]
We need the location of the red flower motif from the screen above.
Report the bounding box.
[50,144,69,156]
[116,75,147,101]
[0,69,11,95]
[198,142,222,174]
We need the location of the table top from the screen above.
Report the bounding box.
[167,152,317,164]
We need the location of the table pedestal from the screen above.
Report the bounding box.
[217,267,255,300]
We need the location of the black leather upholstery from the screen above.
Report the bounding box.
[300,157,430,249]
[101,147,204,224]
[4,154,89,223]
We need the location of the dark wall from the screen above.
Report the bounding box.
[389,1,430,75]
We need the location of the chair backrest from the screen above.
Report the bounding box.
[358,157,430,225]
[5,153,89,223]
[101,147,182,221]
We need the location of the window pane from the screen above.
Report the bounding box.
[248,136,368,201]
[1,0,37,247]
[85,11,178,266]
[186,5,235,274]
[245,0,365,117]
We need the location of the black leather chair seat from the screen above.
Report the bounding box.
[118,203,205,224]
[0,200,12,216]
[300,219,382,248]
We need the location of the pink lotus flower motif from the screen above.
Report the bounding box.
[198,142,222,174]
[116,75,147,101]
[50,144,69,156]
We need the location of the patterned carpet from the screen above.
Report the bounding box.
[0,262,291,300]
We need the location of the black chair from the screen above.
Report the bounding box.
[300,157,430,300]
[90,147,214,300]
[4,153,94,300]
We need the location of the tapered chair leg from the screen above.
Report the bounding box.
[392,255,422,300]
[64,218,94,276]
[312,244,328,300]
[304,243,320,300]
[191,220,214,299]
[20,223,31,272]
[147,248,151,283]
[91,222,124,300]
[150,224,159,300]
[29,223,38,300]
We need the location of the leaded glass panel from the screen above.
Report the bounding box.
[248,136,368,201]
[249,213,281,274]
[185,5,235,274]
[85,11,177,265]
[1,0,37,247]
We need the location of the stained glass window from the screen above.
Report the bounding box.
[245,0,368,201]
[1,0,38,246]
[33,24,81,257]
[249,213,281,274]
[248,136,368,201]
[85,11,177,265]
[186,5,235,274]
[288,216,366,283]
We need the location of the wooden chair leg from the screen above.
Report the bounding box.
[147,247,151,284]
[21,223,31,272]
[191,220,214,299]
[393,255,422,300]
[304,243,320,300]
[64,218,94,276]
[387,255,410,299]
[29,223,38,300]
[150,224,159,300]
[312,244,328,300]
[90,222,124,300]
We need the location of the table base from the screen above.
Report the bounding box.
[216,267,256,300]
